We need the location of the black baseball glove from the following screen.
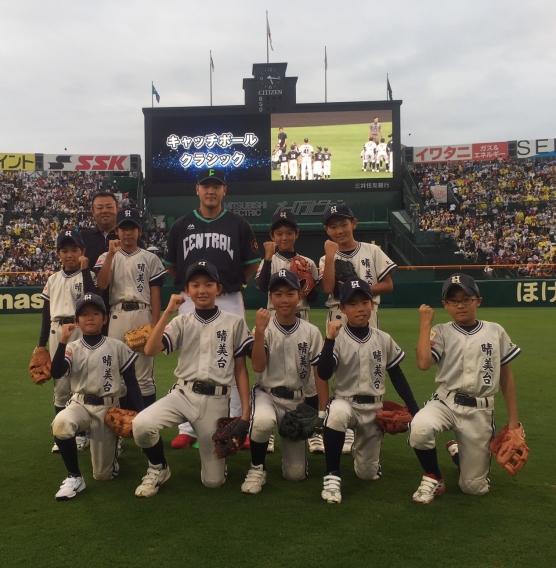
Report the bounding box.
[212,417,249,459]
[279,403,320,442]
[333,259,358,298]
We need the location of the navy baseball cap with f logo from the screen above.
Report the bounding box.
[197,168,227,185]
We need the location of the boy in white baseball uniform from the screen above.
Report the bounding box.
[317,279,419,504]
[376,138,388,172]
[298,138,314,180]
[322,147,332,179]
[37,231,97,453]
[364,140,377,172]
[320,204,397,453]
[96,208,166,408]
[132,260,253,497]
[410,274,522,504]
[255,211,322,452]
[242,270,327,494]
[50,293,143,500]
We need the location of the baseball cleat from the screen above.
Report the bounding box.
[51,442,60,453]
[135,463,171,498]
[321,474,342,504]
[446,440,459,458]
[342,429,355,455]
[266,434,275,453]
[308,433,324,454]
[55,476,86,501]
[241,464,267,494]
[76,435,90,452]
[170,433,197,449]
[373,464,382,481]
[413,474,445,504]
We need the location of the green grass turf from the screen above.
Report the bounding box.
[271,123,393,181]
[1,308,555,568]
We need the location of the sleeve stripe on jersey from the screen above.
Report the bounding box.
[244,258,261,266]
[500,346,521,365]
[234,335,255,357]
[40,293,50,301]
[386,350,405,369]
[377,263,397,281]
[431,348,441,362]
[310,354,320,366]
[162,259,177,267]
[332,354,338,366]
[149,269,167,282]
[120,352,138,373]
[162,332,174,354]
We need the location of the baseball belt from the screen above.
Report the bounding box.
[436,385,494,409]
[339,394,383,405]
[175,380,228,397]
[74,393,118,406]
[113,302,149,311]
[58,317,75,325]
[267,386,304,400]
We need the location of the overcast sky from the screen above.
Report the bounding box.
[2,0,555,161]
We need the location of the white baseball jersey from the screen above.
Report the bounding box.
[63,336,137,397]
[376,143,388,157]
[298,144,314,158]
[319,242,397,308]
[364,141,377,160]
[429,320,520,397]
[330,326,404,397]
[256,316,322,391]
[41,270,97,320]
[163,309,253,387]
[255,253,319,313]
[95,248,165,305]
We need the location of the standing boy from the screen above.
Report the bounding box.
[410,274,522,504]
[132,260,253,497]
[37,231,97,452]
[50,293,143,500]
[322,147,332,180]
[96,208,166,408]
[242,270,327,494]
[317,279,419,504]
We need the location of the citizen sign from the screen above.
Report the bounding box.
[258,90,283,95]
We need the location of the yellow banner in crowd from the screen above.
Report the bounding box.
[0,153,35,171]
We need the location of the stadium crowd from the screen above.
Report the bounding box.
[0,172,163,286]
[411,158,556,275]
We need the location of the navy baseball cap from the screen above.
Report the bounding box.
[269,269,300,290]
[442,274,481,299]
[270,211,298,231]
[116,208,142,229]
[339,279,373,304]
[75,293,107,316]
[56,230,85,250]
[323,204,355,225]
[185,260,220,284]
[197,168,226,185]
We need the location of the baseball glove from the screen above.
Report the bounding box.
[334,259,358,297]
[124,324,154,352]
[104,407,137,438]
[290,255,316,299]
[212,417,250,459]
[375,400,413,434]
[279,403,320,442]
[29,348,52,385]
[490,423,529,476]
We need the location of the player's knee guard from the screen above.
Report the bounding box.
[51,415,78,440]
[459,477,490,496]
[282,462,307,482]
[354,462,380,481]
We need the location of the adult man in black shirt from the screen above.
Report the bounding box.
[277,127,288,151]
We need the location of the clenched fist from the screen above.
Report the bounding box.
[108,239,121,255]
[255,308,272,332]
[419,304,435,327]
[326,320,342,340]
[263,241,277,260]
[324,240,338,256]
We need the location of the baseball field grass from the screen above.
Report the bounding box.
[1,307,554,568]
[270,123,393,181]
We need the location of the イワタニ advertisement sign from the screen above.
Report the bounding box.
[413,142,508,164]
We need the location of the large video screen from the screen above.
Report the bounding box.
[145,101,400,197]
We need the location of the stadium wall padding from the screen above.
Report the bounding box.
[2,280,554,314]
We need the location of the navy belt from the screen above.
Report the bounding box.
[454,392,479,408]
[353,395,380,404]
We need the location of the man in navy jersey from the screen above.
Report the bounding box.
[163,168,261,449]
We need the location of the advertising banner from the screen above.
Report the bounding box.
[42,154,131,171]
[0,153,35,171]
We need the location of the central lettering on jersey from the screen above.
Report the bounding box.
[373,350,383,388]
[136,263,146,293]
[182,233,234,260]
[216,330,229,368]
[360,258,374,283]
[298,342,308,380]
[480,343,494,386]
[102,355,113,392]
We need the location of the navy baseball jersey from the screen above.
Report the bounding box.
[164,210,261,293]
